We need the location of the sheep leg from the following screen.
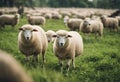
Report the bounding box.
[72,58,75,69]
[59,59,63,73]
[42,51,46,67]
[66,59,71,73]
[26,56,30,61]
[33,55,38,62]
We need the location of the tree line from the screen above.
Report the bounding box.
[0,0,119,9]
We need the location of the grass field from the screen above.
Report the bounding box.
[0,16,120,82]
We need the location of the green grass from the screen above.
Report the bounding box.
[0,17,120,82]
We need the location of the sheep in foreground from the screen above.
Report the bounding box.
[46,30,56,43]
[0,50,33,82]
[53,30,83,73]
[27,15,46,25]
[80,20,104,38]
[18,24,48,65]
[100,15,118,31]
[0,14,19,28]
[65,18,83,31]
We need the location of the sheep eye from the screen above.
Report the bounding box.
[32,29,38,32]
[19,28,23,31]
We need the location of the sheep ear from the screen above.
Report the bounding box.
[52,35,57,37]
[32,29,38,32]
[19,28,23,31]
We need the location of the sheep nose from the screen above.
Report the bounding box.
[48,40,50,43]
[60,43,64,46]
[26,37,29,40]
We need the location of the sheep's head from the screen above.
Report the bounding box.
[46,30,56,43]
[46,33,52,43]
[19,26,38,41]
[100,15,107,22]
[53,30,72,47]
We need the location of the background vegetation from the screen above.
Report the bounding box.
[0,15,120,82]
[0,0,120,9]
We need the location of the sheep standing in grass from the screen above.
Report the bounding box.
[100,15,119,31]
[52,13,62,19]
[65,18,83,31]
[46,30,56,43]
[63,15,69,26]
[0,50,33,82]
[80,20,104,38]
[0,14,19,28]
[53,30,83,73]
[18,24,48,65]
[27,15,46,25]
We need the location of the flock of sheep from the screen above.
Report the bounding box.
[0,7,120,81]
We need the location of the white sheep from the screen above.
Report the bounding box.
[52,13,62,19]
[63,15,69,26]
[115,16,120,26]
[52,30,83,72]
[27,15,46,25]
[18,24,48,65]
[0,14,19,28]
[0,50,33,82]
[46,30,56,43]
[80,20,104,38]
[66,18,83,31]
[100,15,119,31]
[44,13,52,19]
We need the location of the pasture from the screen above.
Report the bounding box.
[0,8,120,82]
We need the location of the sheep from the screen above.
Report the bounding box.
[52,30,83,73]
[17,5,24,18]
[27,15,46,26]
[46,30,56,43]
[52,13,62,19]
[44,13,52,19]
[0,50,33,82]
[63,15,69,26]
[66,18,83,31]
[79,20,104,38]
[0,14,19,28]
[115,16,120,26]
[100,15,119,31]
[18,24,48,65]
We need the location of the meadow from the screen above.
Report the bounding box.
[0,16,120,82]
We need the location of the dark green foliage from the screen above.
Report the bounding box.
[0,16,120,82]
[0,0,120,9]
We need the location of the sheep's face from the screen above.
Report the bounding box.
[46,35,52,43]
[19,28,38,41]
[53,34,72,47]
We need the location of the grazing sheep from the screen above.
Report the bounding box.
[0,14,19,28]
[27,15,46,25]
[100,15,119,31]
[18,24,48,65]
[46,30,56,43]
[66,18,83,31]
[0,50,33,82]
[44,13,52,19]
[80,20,104,37]
[52,13,62,19]
[53,30,83,72]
